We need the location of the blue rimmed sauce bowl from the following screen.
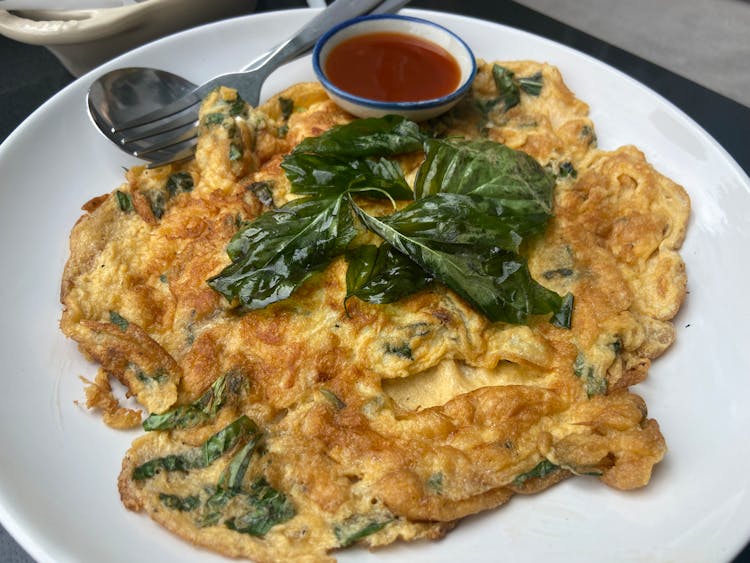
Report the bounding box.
[312,14,476,121]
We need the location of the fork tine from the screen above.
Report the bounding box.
[112,91,201,134]
[146,142,198,169]
[132,129,198,158]
[120,113,198,145]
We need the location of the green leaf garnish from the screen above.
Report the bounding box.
[414,138,554,218]
[551,293,574,328]
[542,267,574,280]
[573,352,607,397]
[477,65,545,117]
[245,181,275,208]
[206,116,572,327]
[228,97,248,118]
[115,190,133,213]
[225,478,296,537]
[374,193,534,253]
[513,459,559,486]
[142,371,241,431]
[558,161,577,179]
[197,430,263,527]
[144,189,167,219]
[208,195,357,310]
[159,493,200,512]
[384,341,413,360]
[134,366,168,384]
[334,514,392,547]
[345,244,431,306]
[132,415,257,480]
[281,153,413,200]
[165,171,194,197]
[278,96,294,121]
[293,114,426,158]
[492,64,520,112]
[353,204,566,325]
[426,472,444,494]
[202,112,225,127]
[217,434,261,493]
[519,71,544,96]
[109,310,129,332]
[229,142,243,161]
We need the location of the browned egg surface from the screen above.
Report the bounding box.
[61,60,689,562]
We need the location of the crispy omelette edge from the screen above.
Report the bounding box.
[59,60,689,562]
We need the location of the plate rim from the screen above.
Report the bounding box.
[1,7,749,563]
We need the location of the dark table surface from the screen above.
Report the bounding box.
[1,1,748,562]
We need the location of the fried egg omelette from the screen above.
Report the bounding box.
[60,60,690,562]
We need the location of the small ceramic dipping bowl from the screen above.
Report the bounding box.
[313,14,476,121]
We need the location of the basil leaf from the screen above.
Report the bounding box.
[558,161,577,179]
[228,97,247,117]
[574,352,607,397]
[166,171,194,197]
[133,415,256,480]
[246,181,275,208]
[334,514,392,547]
[199,434,262,527]
[519,71,544,96]
[551,293,574,329]
[513,459,559,486]
[143,371,237,431]
[201,93,248,127]
[229,142,243,161]
[202,113,225,127]
[208,195,357,310]
[385,341,412,359]
[492,64,520,111]
[144,188,167,219]
[225,478,296,537]
[159,493,200,512]
[426,472,444,494]
[278,96,294,121]
[218,434,261,492]
[345,243,431,305]
[478,65,544,117]
[281,153,413,200]
[109,310,129,332]
[378,193,540,252]
[292,114,425,158]
[354,207,565,324]
[414,138,554,220]
[205,116,572,328]
[115,190,133,213]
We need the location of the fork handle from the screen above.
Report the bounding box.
[369,0,412,15]
[243,0,388,75]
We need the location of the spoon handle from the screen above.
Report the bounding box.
[242,0,401,74]
[369,0,412,15]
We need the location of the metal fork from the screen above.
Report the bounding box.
[105,0,410,166]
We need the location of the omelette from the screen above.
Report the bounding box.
[60,60,689,562]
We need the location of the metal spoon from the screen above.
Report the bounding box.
[87,0,409,162]
[87,67,198,162]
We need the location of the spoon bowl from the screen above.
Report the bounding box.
[87,67,198,162]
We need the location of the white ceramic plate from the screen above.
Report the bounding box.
[1,8,749,563]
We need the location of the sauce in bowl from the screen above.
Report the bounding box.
[324,32,461,102]
[313,14,476,120]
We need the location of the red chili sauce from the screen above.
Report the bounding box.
[324,32,461,102]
